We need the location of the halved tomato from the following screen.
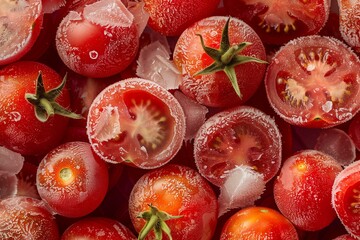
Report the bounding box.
[265,35,360,128]
[87,78,186,169]
[194,105,282,187]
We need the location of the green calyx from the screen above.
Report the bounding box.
[194,17,268,99]
[25,71,83,122]
[137,204,182,240]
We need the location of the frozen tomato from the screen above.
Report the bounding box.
[128,164,218,240]
[173,16,267,108]
[55,0,139,78]
[0,0,43,65]
[194,105,282,187]
[0,196,59,239]
[223,0,330,45]
[338,0,360,52]
[265,35,360,128]
[0,61,81,156]
[143,0,220,36]
[332,159,360,238]
[274,150,342,231]
[86,78,185,169]
[220,206,299,240]
[36,141,109,218]
[61,217,136,239]
[348,113,360,151]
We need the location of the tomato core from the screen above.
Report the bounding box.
[59,168,75,185]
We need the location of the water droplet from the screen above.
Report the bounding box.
[89,50,98,60]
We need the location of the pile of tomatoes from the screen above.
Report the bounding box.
[1,0,360,239]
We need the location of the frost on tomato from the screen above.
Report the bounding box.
[128,164,218,240]
[56,0,139,78]
[194,105,282,187]
[274,150,342,231]
[87,78,185,169]
[265,35,360,128]
[173,16,267,108]
[338,0,360,53]
[332,160,360,238]
[0,0,43,65]
[36,141,109,218]
[223,0,330,45]
[0,196,59,240]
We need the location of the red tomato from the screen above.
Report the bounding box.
[274,150,342,231]
[86,78,186,169]
[173,16,267,108]
[194,105,282,187]
[223,0,330,45]
[143,0,220,36]
[36,141,109,218]
[0,61,79,156]
[0,196,59,239]
[55,0,139,78]
[0,0,43,65]
[333,234,358,240]
[338,0,360,52]
[128,164,218,240]
[265,35,360,128]
[332,159,360,238]
[220,206,299,240]
[61,217,136,240]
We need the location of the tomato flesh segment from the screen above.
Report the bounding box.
[87,78,185,169]
[0,0,43,65]
[194,106,282,187]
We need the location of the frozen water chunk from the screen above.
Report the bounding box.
[218,165,265,217]
[136,41,181,90]
[92,106,122,142]
[128,1,149,36]
[0,172,17,199]
[83,0,134,28]
[315,128,356,166]
[174,91,208,141]
[0,146,24,174]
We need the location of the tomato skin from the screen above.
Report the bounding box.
[36,141,109,218]
[348,113,360,151]
[332,160,360,238]
[0,0,44,65]
[173,16,267,108]
[274,150,342,231]
[0,61,71,156]
[143,0,220,36]
[0,196,59,240]
[223,0,329,45]
[56,0,139,78]
[61,217,136,240]
[87,78,186,169]
[128,164,218,240]
[220,206,299,240]
[265,35,360,128]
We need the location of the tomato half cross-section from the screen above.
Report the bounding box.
[173,16,267,108]
[86,78,186,169]
[223,0,330,45]
[128,164,218,240]
[265,35,360,128]
[194,105,282,187]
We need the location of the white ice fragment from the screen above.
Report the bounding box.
[128,1,149,36]
[92,106,122,142]
[83,0,134,28]
[322,101,333,113]
[0,146,24,174]
[218,165,266,217]
[174,91,208,141]
[136,41,181,90]
[315,128,356,166]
